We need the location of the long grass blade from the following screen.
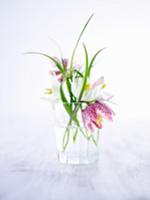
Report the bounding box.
[24,52,65,75]
[78,43,89,101]
[88,48,105,76]
[69,14,94,79]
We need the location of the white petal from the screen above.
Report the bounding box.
[72,77,83,98]
[92,76,104,87]
[83,84,102,101]
[97,91,114,101]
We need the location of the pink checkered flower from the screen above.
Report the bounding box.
[82,101,115,132]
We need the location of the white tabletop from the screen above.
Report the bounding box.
[0,117,150,200]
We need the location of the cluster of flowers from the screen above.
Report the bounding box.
[27,14,115,149]
[46,57,115,132]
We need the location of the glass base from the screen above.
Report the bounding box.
[58,151,99,165]
[55,122,100,165]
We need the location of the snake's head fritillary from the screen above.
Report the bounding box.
[49,57,69,82]
[82,101,115,132]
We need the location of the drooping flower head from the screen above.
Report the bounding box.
[49,57,81,83]
[49,57,68,82]
[82,101,115,132]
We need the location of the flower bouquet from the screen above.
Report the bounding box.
[26,14,115,164]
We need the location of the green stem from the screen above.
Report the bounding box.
[73,127,78,143]
[91,135,97,146]
[62,43,91,150]
[62,124,71,151]
[66,78,73,109]
[79,100,95,104]
[79,127,90,140]
[91,129,100,146]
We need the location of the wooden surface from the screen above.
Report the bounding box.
[0,118,150,200]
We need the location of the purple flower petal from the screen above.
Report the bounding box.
[82,101,114,131]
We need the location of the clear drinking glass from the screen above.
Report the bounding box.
[52,102,100,165]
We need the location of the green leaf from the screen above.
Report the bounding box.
[60,83,79,125]
[60,84,72,115]
[78,43,89,101]
[88,48,105,76]
[75,69,84,78]
[69,14,94,79]
[66,78,73,108]
[24,52,65,75]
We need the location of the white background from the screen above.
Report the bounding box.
[1,1,150,199]
[1,0,150,123]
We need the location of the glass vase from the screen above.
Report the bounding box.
[52,102,100,165]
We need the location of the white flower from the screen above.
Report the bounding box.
[41,77,60,110]
[72,76,113,102]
